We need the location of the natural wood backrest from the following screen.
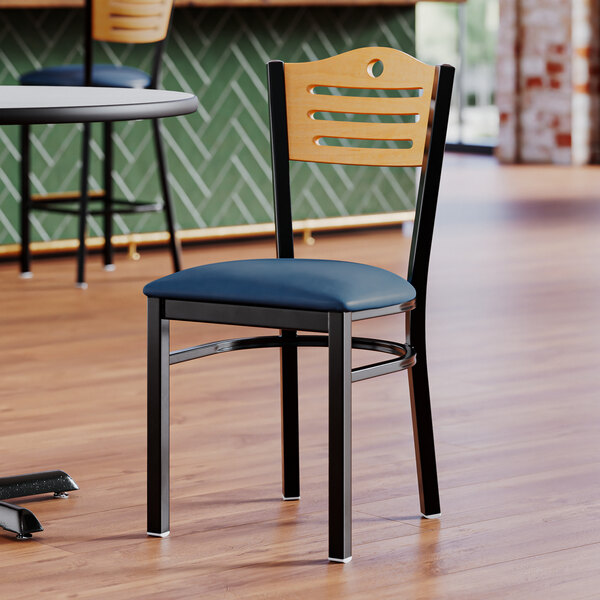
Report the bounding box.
[92,0,174,44]
[284,47,436,167]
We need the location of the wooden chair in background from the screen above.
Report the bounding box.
[19,0,181,287]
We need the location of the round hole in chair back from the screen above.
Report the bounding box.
[367,59,384,78]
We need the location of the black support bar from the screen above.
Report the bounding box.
[0,470,79,539]
[351,353,416,383]
[169,334,414,375]
[0,502,43,538]
[351,300,415,321]
[0,471,79,501]
[165,300,330,332]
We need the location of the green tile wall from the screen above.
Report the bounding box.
[0,6,415,245]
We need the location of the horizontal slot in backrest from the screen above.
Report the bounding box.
[312,87,423,98]
[317,138,413,149]
[284,47,436,167]
[311,112,419,123]
[92,0,173,44]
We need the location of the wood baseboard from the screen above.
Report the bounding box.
[0,211,414,259]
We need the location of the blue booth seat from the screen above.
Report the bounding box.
[20,64,152,89]
[144,258,417,312]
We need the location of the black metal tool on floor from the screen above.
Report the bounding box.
[0,471,78,539]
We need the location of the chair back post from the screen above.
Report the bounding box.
[406,64,455,303]
[150,7,175,88]
[84,0,93,86]
[267,60,295,259]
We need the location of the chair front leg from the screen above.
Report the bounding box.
[280,329,300,500]
[328,312,352,563]
[147,297,171,537]
[406,309,440,518]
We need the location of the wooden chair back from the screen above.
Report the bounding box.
[92,0,174,44]
[267,47,455,300]
[283,47,437,167]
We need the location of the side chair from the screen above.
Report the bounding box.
[19,0,181,287]
[144,47,454,563]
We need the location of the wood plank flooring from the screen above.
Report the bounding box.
[1,154,600,598]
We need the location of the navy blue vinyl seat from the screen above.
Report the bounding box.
[144,258,417,312]
[20,64,151,89]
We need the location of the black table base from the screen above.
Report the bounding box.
[0,83,196,541]
[0,471,78,539]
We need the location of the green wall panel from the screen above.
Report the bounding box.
[0,6,415,245]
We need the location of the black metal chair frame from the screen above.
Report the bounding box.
[147,57,454,562]
[20,0,181,287]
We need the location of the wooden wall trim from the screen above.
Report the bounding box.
[0,0,465,9]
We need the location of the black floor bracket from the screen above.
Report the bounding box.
[0,471,79,539]
[0,501,43,538]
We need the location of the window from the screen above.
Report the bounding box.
[416,0,499,148]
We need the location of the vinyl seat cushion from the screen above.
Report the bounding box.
[20,65,152,89]
[143,258,416,312]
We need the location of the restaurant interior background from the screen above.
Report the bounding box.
[2,0,600,597]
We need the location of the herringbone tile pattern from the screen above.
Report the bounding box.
[0,7,415,245]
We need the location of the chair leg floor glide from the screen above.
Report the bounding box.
[328,556,353,564]
[147,530,170,538]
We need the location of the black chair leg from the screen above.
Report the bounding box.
[103,121,115,270]
[147,297,171,538]
[406,309,441,518]
[19,124,32,278]
[328,312,352,563]
[76,123,91,288]
[280,329,300,500]
[152,118,182,272]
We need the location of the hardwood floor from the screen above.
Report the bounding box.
[1,154,600,598]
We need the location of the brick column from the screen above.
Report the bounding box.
[572,0,600,164]
[497,0,600,165]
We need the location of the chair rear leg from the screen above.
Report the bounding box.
[147,297,171,537]
[152,118,182,272]
[19,125,32,278]
[280,329,300,500]
[76,122,92,288]
[407,309,440,518]
[103,121,115,270]
[328,312,352,563]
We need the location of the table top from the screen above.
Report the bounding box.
[0,86,198,125]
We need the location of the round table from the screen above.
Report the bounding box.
[0,85,198,540]
[0,86,198,125]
